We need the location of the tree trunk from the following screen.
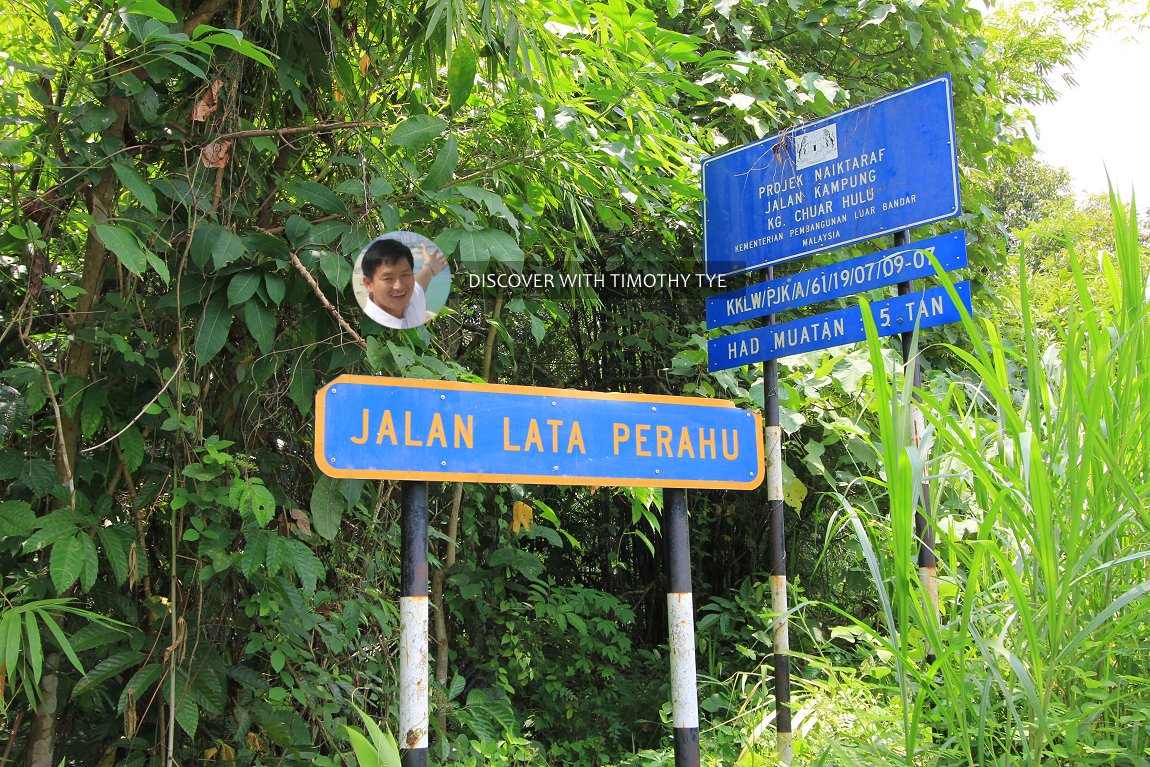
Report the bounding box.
[27,58,129,767]
[25,655,59,767]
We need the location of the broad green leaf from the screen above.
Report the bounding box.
[0,500,35,538]
[23,510,82,552]
[448,39,477,113]
[240,531,269,577]
[346,727,381,767]
[190,666,226,714]
[39,613,85,674]
[117,663,164,713]
[50,535,86,593]
[309,475,344,541]
[227,271,262,306]
[175,694,199,738]
[73,648,146,694]
[97,526,133,586]
[22,458,58,497]
[23,613,42,684]
[318,250,351,291]
[94,224,147,276]
[288,180,349,217]
[265,532,286,576]
[111,162,158,213]
[146,252,170,285]
[190,223,246,270]
[79,534,99,592]
[422,134,458,191]
[195,293,231,367]
[284,215,312,248]
[282,538,323,595]
[230,477,276,527]
[488,547,544,579]
[288,361,315,417]
[243,301,276,354]
[456,185,519,232]
[264,273,286,306]
[388,115,448,149]
[196,31,273,66]
[353,704,401,765]
[905,20,923,47]
[162,52,207,78]
[124,0,177,22]
[456,229,523,271]
[80,388,106,437]
[118,426,145,472]
[3,612,20,679]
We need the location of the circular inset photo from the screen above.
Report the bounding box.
[352,231,452,329]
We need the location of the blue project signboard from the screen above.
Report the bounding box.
[706,230,967,328]
[707,281,972,371]
[702,76,961,278]
[315,377,764,489]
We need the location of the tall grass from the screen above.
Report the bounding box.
[825,192,1150,766]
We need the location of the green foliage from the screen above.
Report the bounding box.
[0,595,120,713]
[821,192,1150,765]
[344,705,402,767]
[0,0,1128,762]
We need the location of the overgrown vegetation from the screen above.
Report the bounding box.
[1,0,1146,764]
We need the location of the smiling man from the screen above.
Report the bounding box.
[359,237,448,329]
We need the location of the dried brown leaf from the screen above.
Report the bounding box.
[191,79,225,122]
[288,508,313,537]
[200,139,232,168]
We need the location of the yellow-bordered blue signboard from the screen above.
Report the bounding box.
[702,76,960,278]
[315,377,764,489]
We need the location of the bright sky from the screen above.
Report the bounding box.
[1027,26,1150,202]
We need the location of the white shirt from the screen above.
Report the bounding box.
[364,282,428,329]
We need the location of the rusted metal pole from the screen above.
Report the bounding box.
[895,229,939,664]
[400,481,429,767]
[665,488,701,767]
[764,280,792,765]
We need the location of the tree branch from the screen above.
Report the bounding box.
[184,0,229,35]
[211,121,392,142]
[288,251,367,349]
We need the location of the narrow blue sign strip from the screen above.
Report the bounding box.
[315,378,764,489]
[707,281,972,371]
[706,230,967,328]
[702,76,960,278]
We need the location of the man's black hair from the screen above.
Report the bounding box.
[362,238,414,279]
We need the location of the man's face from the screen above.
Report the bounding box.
[364,259,415,319]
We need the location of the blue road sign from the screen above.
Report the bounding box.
[707,282,972,371]
[702,76,961,278]
[315,377,764,489]
[706,230,967,328]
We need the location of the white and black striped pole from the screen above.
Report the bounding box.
[894,229,939,664]
[664,487,700,767]
[764,277,792,765]
[400,481,429,766]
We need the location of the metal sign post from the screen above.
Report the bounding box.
[894,231,939,663]
[665,488,700,767]
[763,273,792,765]
[400,481,429,766]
